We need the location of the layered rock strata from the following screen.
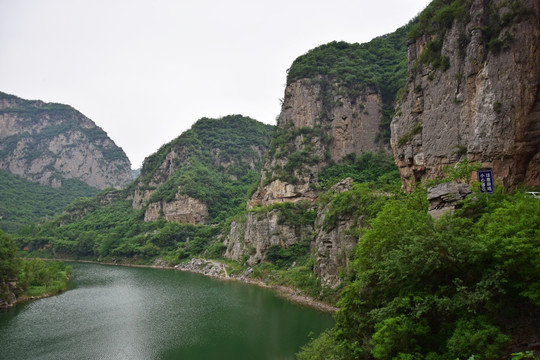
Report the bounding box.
[251,78,383,206]
[0,92,132,189]
[391,0,540,190]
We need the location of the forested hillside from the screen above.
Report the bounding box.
[0,170,98,233]
[15,115,274,262]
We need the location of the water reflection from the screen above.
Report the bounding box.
[0,263,333,360]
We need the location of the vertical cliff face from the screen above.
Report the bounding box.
[226,33,410,280]
[0,92,132,189]
[391,0,540,190]
[312,178,357,287]
[224,207,314,265]
[250,78,383,206]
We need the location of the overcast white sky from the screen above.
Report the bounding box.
[0,0,431,168]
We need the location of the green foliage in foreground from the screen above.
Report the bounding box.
[0,169,99,233]
[0,230,71,303]
[298,188,540,360]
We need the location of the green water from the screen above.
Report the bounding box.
[0,262,333,360]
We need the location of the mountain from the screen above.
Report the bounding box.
[9,1,540,357]
[129,115,274,224]
[224,26,410,284]
[0,92,132,189]
[16,115,274,260]
[391,0,540,190]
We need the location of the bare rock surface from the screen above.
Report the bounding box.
[391,0,540,190]
[0,92,132,189]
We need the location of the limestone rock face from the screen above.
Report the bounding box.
[391,0,540,190]
[223,209,314,265]
[279,80,382,160]
[312,178,357,287]
[230,76,386,284]
[144,194,208,224]
[251,78,384,206]
[427,182,472,218]
[0,92,132,189]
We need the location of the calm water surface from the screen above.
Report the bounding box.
[0,262,333,360]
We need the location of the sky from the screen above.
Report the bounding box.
[0,0,431,169]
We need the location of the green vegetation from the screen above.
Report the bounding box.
[298,185,540,359]
[319,182,389,233]
[245,157,402,304]
[264,123,327,185]
[17,259,72,297]
[137,115,274,223]
[0,230,71,305]
[15,188,222,263]
[0,169,99,233]
[318,151,401,190]
[286,24,412,144]
[13,115,273,263]
[408,0,471,70]
[407,0,533,73]
[482,0,534,54]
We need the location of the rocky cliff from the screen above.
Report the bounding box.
[391,0,540,190]
[0,92,132,189]
[129,115,274,225]
[225,32,410,283]
[250,77,383,206]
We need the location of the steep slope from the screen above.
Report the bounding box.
[252,30,409,206]
[0,169,98,233]
[225,29,409,281]
[16,115,274,261]
[391,0,540,190]
[0,92,132,189]
[129,115,274,224]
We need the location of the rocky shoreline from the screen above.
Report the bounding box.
[173,258,339,313]
[47,257,338,313]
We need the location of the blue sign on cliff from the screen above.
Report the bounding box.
[477,169,494,193]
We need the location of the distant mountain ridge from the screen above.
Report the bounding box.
[0,91,132,189]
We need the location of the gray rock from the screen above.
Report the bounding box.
[427,182,472,218]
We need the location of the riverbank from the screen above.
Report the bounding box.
[173,258,339,313]
[43,257,339,313]
[1,290,64,310]
[1,259,71,310]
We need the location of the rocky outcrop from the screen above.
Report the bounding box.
[312,178,357,287]
[391,0,540,190]
[427,182,472,218]
[128,115,274,224]
[0,92,132,189]
[224,208,314,265]
[251,78,384,206]
[0,278,18,309]
[144,194,208,224]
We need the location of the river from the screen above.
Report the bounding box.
[0,262,334,360]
